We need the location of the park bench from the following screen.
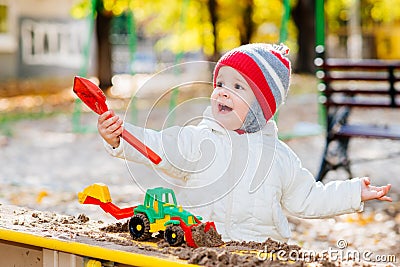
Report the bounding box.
[315,58,400,181]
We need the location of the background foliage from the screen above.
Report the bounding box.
[70,0,400,82]
[71,0,295,57]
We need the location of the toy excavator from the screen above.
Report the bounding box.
[78,183,223,248]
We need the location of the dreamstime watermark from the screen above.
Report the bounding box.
[257,239,397,264]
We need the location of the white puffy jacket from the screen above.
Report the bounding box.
[104,107,363,243]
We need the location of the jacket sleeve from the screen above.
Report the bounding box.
[103,123,204,180]
[280,145,364,219]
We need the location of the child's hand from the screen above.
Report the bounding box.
[361,177,392,202]
[97,110,123,148]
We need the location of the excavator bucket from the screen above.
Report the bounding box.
[78,183,135,220]
[188,222,224,248]
[78,183,112,204]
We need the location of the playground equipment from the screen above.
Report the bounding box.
[78,183,223,248]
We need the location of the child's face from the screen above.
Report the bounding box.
[211,66,256,131]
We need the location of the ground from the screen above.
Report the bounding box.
[0,74,399,266]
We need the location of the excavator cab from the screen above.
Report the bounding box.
[142,187,177,220]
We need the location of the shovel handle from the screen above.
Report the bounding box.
[121,129,162,165]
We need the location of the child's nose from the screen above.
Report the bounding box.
[217,86,230,98]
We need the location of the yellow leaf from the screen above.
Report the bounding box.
[36,190,49,204]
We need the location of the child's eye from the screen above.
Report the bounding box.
[234,83,244,90]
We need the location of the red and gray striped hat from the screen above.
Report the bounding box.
[213,43,291,122]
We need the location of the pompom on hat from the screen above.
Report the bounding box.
[213,43,291,122]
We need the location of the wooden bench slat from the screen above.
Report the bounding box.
[325,89,399,95]
[325,100,398,108]
[324,76,400,82]
[324,59,400,69]
[335,124,400,140]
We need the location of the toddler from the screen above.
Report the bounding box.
[98,43,391,243]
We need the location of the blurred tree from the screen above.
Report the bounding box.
[292,0,315,73]
[73,0,400,81]
[71,0,301,82]
[144,0,287,60]
[95,1,113,89]
[71,0,400,83]
[207,0,218,61]
[326,0,400,31]
[324,0,400,59]
[71,0,131,89]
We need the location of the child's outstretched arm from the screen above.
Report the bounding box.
[361,177,392,202]
[97,110,123,148]
[281,148,393,219]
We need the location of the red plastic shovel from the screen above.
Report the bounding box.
[73,76,162,165]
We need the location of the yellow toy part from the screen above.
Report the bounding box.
[78,183,112,204]
[85,259,102,267]
[150,215,171,233]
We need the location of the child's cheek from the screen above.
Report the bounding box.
[210,92,221,107]
[210,89,218,100]
[236,100,250,122]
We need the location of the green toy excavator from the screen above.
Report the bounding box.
[78,183,223,248]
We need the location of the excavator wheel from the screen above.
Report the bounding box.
[164,225,184,246]
[129,213,151,241]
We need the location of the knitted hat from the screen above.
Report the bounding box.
[213,43,291,123]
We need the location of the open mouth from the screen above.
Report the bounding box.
[218,103,233,112]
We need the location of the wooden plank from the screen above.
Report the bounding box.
[335,124,400,140]
[0,240,42,267]
[325,99,398,108]
[0,227,195,267]
[324,89,398,95]
[324,75,398,82]
[324,58,400,69]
